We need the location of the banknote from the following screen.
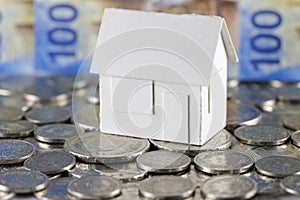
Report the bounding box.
[0,0,34,74]
[34,0,145,74]
[240,0,300,81]
[34,0,88,74]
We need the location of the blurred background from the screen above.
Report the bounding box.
[0,0,299,81]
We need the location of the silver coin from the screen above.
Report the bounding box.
[64,131,150,164]
[194,150,254,174]
[0,121,35,138]
[72,99,99,131]
[0,76,35,94]
[283,116,300,131]
[277,85,300,103]
[25,106,71,125]
[226,101,261,130]
[36,177,75,200]
[67,175,121,199]
[0,140,36,164]
[259,113,283,126]
[23,137,64,152]
[0,95,34,112]
[138,176,195,199]
[0,169,49,193]
[291,131,300,148]
[23,84,69,104]
[201,175,257,200]
[24,151,75,175]
[254,144,300,160]
[234,125,290,146]
[243,171,283,196]
[231,84,276,109]
[271,102,300,115]
[136,150,191,173]
[68,168,101,178]
[255,156,300,178]
[34,124,77,144]
[0,107,24,121]
[92,161,147,181]
[280,174,300,195]
[150,129,232,157]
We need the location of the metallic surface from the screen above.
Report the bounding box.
[24,151,76,175]
[201,175,257,200]
[136,150,191,173]
[67,175,121,199]
[0,169,49,194]
[234,125,290,146]
[194,150,254,174]
[0,140,36,164]
[64,131,150,164]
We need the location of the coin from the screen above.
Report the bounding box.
[0,169,49,193]
[280,174,300,195]
[150,129,232,157]
[138,176,195,199]
[234,125,290,146]
[226,101,261,130]
[0,121,35,138]
[68,168,101,178]
[272,102,300,115]
[255,156,300,178]
[23,84,70,104]
[24,151,75,175]
[93,161,147,181]
[259,113,283,126]
[243,172,283,196]
[136,150,191,173]
[67,176,121,199]
[0,95,34,112]
[64,131,150,163]
[277,85,300,103]
[0,107,24,121]
[291,130,300,147]
[25,106,71,125]
[0,140,36,164]
[36,177,75,200]
[194,150,254,174]
[231,84,276,109]
[201,175,257,200]
[34,124,78,144]
[283,116,300,131]
[0,76,35,94]
[72,98,99,131]
[23,137,64,152]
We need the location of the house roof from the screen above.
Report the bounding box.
[90,9,238,86]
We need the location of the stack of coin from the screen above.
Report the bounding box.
[0,75,298,199]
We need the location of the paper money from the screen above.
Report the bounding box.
[240,0,300,81]
[34,0,147,74]
[0,0,34,74]
[34,0,87,74]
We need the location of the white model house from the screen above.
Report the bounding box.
[90,9,238,145]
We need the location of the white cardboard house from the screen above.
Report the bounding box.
[90,9,238,145]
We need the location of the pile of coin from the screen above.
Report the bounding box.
[0,76,300,199]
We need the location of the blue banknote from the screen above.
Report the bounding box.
[240,0,300,81]
[34,0,104,74]
[35,0,85,74]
